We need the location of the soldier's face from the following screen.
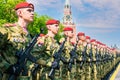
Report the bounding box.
[19,8,34,23]
[92,42,96,46]
[86,39,90,43]
[78,36,85,41]
[64,31,73,38]
[49,24,59,34]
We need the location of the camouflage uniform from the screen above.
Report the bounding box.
[91,40,98,80]
[100,46,105,79]
[85,43,92,80]
[33,19,60,80]
[0,24,31,80]
[76,32,86,80]
[76,42,85,80]
[35,36,60,80]
[60,37,74,80]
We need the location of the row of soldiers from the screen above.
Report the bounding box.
[0,1,120,80]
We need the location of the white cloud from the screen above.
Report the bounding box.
[76,16,120,29]
[71,0,120,31]
[83,0,120,10]
[27,0,63,11]
[70,0,85,11]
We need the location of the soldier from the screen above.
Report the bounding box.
[59,27,75,80]
[0,2,34,80]
[95,41,102,80]
[76,32,86,80]
[84,36,92,80]
[99,43,105,79]
[90,39,99,80]
[36,19,60,80]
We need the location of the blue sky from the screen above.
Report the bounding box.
[27,0,120,48]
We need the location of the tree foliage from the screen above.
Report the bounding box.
[0,0,25,25]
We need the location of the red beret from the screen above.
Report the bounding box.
[63,27,73,31]
[46,19,60,25]
[90,39,96,43]
[77,32,85,36]
[96,41,101,44]
[15,2,34,10]
[86,36,90,39]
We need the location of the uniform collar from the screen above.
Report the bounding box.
[15,22,29,36]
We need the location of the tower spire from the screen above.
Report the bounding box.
[65,0,70,6]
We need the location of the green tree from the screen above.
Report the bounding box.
[0,0,25,26]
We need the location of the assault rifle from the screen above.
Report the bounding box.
[8,32,42,80]
[68,40,78,72]
[48,37,66,80]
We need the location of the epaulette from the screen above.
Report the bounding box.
[3,23,16,27]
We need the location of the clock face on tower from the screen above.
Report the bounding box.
[66,15,71,21]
